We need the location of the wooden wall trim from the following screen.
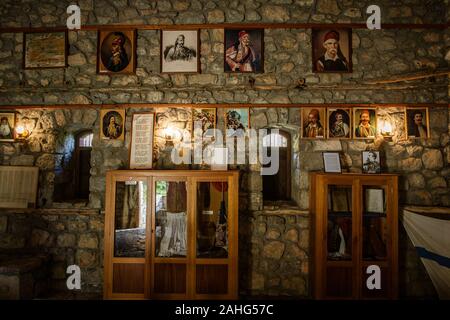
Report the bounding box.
[0,208,100,215]
[0,103,448,110]
[0,22,448,34]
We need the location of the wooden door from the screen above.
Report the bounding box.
[104,173,150,299]
[191,176,238,299]
[150,177,189,299]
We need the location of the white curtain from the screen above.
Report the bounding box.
[401,206,450,299]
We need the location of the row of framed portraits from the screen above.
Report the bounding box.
[0,106,431,144]
[301,106,431,139]
[23,28,353,74]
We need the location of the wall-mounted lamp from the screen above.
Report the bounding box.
[380,120,393,141]
[15,117,32,140]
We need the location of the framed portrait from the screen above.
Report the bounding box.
[161,30,199,73]
[100,109,125,141]
[0,112,16,142]
[327,108,351,139]
[405,107,430,139]
[129,113,154,169]
[353,108,377,139]
[192,108,216,137]
[312,29,352,73]
[225,108,250,137]
[23,31,67,69]
[301,107,326,139]
[224,29,264,73]
[97,30,136,74]
[362,151,381,174]
[322,152,342,173]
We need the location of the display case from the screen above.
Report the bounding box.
[310,172,398,299]
[103,170,239,300]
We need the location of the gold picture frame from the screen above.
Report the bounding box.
[100,109,125,141]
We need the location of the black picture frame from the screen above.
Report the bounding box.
[361,151,381,174]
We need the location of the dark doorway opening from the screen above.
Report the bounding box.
[74,131,92,199]
[262,129,291,201]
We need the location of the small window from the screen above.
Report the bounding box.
[78,132,93,147]
[263,133,288,148]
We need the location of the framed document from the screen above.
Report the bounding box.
[24,31,67,69]
[364,188,385,214]
[129,113,155,169]
[322,152,342,173]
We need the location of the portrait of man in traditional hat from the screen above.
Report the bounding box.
[313,29,352,73]
[302,108,325,138]
[224,29,263,73]
[98,30,135,74]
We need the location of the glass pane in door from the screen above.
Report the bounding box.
[327,185,352,261]
[362,187,388,260]
[197,182,228,258]
[114,181,147,257]
[155,181,187,257]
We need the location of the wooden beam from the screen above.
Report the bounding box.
[0,103,447,110]
[0,82,447,93]
[365,70,450,84]
[0,22,448,34]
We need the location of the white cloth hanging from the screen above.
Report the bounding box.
[158,211,187,257]
[401,206,450,299]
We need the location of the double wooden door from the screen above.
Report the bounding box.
[310,173,398,299]
[103,170,239,299]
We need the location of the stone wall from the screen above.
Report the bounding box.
[0,211,103,295]
[0,0,448,298]
[239,204,309,297]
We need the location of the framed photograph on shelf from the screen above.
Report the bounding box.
[322,152,342,173]
[0,112,16,142]
[161,30,199,73]
[353,108,377,139]
[327,108,351,139]
[100,109,125,141]
[312,29,352,73]
[301,107,326,139]
[224,29,264,73]
[192,108,216,137]
[362,150,381,174]
[129,113,155,169]
[97,30,136,74]
[405,107,430,139]
[225,108,250,137]
[23,31,67,69]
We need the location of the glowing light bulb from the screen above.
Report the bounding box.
[382,121,392,135]
[16,125,25,135]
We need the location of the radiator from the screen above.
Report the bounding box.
[0,166,39,208]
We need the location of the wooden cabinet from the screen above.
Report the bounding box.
[103,170,239,300]
[310,173,398,299]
